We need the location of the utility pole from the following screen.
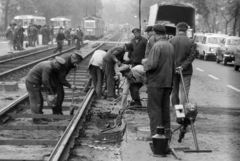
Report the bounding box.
[139,0,141,31]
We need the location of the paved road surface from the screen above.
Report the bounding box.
[190,58,240,108]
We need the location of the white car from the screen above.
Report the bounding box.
[193,33,204,58]
[198,34,228,60]
[216,36,240,65]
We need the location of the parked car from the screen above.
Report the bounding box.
[193,33,204,58]
[216,36,240,65]
[234,45,240,71]
[198,34,228,60]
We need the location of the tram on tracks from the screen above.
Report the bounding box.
[83,15,104,40]
[147,2,195,38]
[50,17,71,34]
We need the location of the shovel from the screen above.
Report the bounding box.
[69,67,77,115]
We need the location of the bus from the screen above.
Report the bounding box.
[50,17,71,34]
[147,3,195,39]
[14,15,46,29]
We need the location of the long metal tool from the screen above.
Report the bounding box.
[179,69,212,153]
[69,67,77,115]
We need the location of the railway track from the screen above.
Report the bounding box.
[0,32,124,161]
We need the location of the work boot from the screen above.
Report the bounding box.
[32,118,48,124]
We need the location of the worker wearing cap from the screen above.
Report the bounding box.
[145,26,156,57]
[128,28,147,67]
[53,27,69,53]
[103,44,132,101]
[143,24,174,137]
[118,64,145,109]
[88,49,108,98]
[25,56,65,124]
[169,22,196,108]
[50,51,83,115]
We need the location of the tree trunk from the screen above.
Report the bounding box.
[232,17,238,36]
[239,17,240,37]
[225,22,228,35]
[4,0,11,30]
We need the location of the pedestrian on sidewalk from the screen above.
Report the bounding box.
[143,24,174,136]
[5,23,14,53]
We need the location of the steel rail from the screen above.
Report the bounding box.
[0,46,76,80]
[48,88,95,161]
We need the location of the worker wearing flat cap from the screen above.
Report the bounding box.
[144,26,156,57]
[50,51,83,115]
[169,22,196,119]
[25,56,65,124]
[143,24,174,138]
[129,28,147,67]
[53,27,69,53]
[102,44,133,101]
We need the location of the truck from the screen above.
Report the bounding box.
[147,2,195,39]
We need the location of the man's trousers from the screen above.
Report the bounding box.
[25,80,44,114]
[147,87,172,135]
[171,74,192,107]
[89,65,104,97]
[129,83,143,105]
[102,60,115,98]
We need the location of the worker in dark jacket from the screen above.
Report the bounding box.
[53,27,68,53]
[143,24,174,137]
[102,44,131,101]
[25,56,65,124]
[169,22,196,108]
[145,26,155,58]
[129,28,147,66]
[50,51,83,114]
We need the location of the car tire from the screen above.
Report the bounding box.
[223,57,227,65]
[234,64,239,71]
[204,54,207,61]
[216,57,220,64]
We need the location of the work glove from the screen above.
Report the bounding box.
[71,85,77,91]
[176,66,183,74]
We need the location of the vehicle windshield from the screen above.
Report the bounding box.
[227,39,240,45]
[194,36,203,42]
[207,37,225,44]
